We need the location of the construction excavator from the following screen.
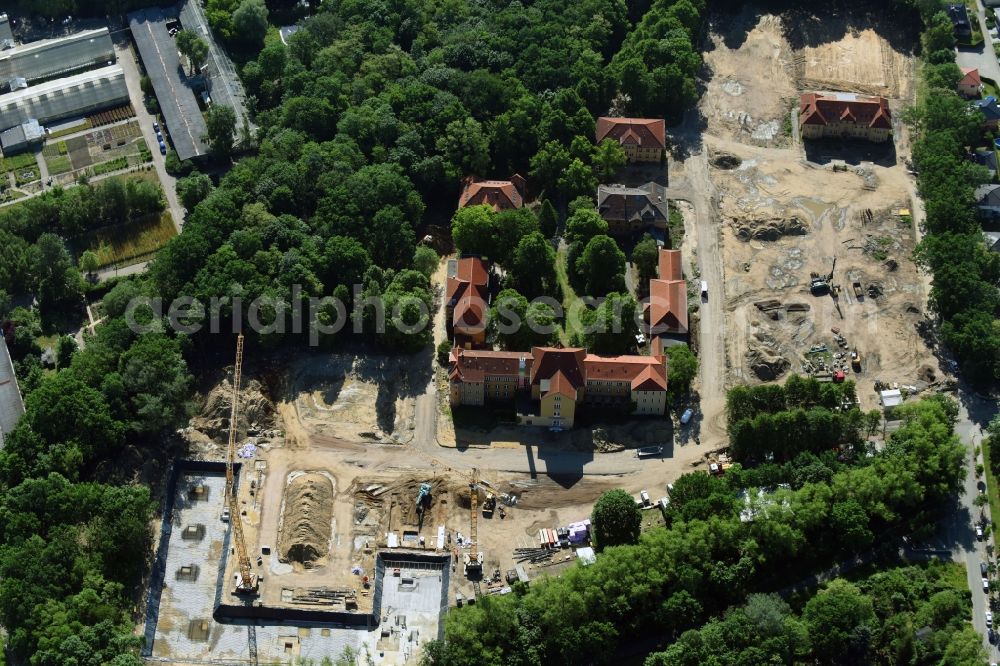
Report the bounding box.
[226,334,258,595]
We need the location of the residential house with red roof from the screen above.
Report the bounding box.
[457,174,526,211]
[448,345,668,428]
[958,67,982,98]
[646,248,689,356]
[798,92,892,143]
[446,257,490,349]
[596,117,666,163]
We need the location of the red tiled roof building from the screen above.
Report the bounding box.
[799,92,892,143]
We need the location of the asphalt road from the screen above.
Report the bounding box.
[950,389,999,660]
[956,1,1000,86]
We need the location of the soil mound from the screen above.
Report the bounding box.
[279,473,334,567]
[732,217,807,241]
[747,332,790,380]
[191,378,276,439]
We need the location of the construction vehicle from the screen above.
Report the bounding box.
[851,350,861,371]
[853,282,863,299]
[415,482,432,513]
[482,491,496,517]
[225,335,258,595]
[809,258,836,295]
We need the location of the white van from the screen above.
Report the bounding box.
[701,281,708,298]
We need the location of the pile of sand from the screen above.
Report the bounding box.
[278,473,334,567]
[731,217,807,241]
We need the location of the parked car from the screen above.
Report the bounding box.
[983,561,990,576]
[153,121,160,132]
[158,140,167,155]
[984,577,990,593]
[701,280,708,298]
[978,525,985,541]
[680,408,694,425]
[988,611,994,627]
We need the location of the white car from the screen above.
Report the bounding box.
[984,577,991,593]
[680,408,694,424]
[978,525,985,540]
[988,611,994,627]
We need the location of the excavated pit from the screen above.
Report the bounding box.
[278,473,334,567]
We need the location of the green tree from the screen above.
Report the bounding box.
[451,205,497,259]
[594,139,627,182]
[579,292,638,355]
[666,344,697,396]
[413,246,439,278]
[436,117,490,180]
[205,105,237,160]
[538,199,558,238]
[175,30,209,75]
[558,157,598,201]
[437,340,452,366]
[176,172,213,211]
[803,580,876,663]
[507,232,557,299]
[79,250,99,278]
[576,235,626,296]
[529,141,572,197]
[34,234,82,310]
[231,0,269,50]
[591,488,641,550]
[565,207,608,246]
[118,334,193,434]
[922,11,957,52]
[631,234,659,285]
[56,336,77,369]
[491,289,558,350]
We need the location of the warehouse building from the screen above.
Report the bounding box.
[0,28,114,85]
[129,7,209,161]
[0,117,44,153]
[0,65,128,130]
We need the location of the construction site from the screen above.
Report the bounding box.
[149,338,653,665]
[694,5,942,409]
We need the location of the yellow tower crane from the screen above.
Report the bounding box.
[226,334,258,594]
[463,468,484,577]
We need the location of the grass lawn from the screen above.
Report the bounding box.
[0,152,38,173]
[74,211,177,268]
[555,244,584,345]
[984,76,1000,100]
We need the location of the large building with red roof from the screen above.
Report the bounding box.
[596,117,666,163]
[457,174,526,211]
[448,345,667,428]
[446,257,490,349]
[798,92,892,143]
[646,248,689,355]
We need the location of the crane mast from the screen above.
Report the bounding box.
[226,334,257,594]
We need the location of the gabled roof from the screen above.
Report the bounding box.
[584,353,667,391]
[544,370,577,399]
[447,257,490,335]
[449,349,530,383]
[971,149,998,174]
[946,3,971,29]
[960,67,982,88]
[458,175,525,211]
[974,97,1000,121]
[976,184,1000,207]
[799,92,892,130]
[648,278,689,335]
[597,183,669,225]
[530,347,586,389]
[658,248,682,281]
[596,117,666,151]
